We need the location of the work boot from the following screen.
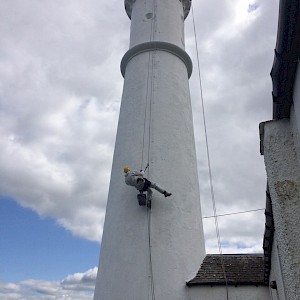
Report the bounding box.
[163,191,172,197]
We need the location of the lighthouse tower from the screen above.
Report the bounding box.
[93,0,205,299]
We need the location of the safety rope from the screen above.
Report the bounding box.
[191,4,229,299]
[141,50,152,171]
[141,0,156,173]
[141,44,155,300]
[142,0,156,299]
[147,208,155,300]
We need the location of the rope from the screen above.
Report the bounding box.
[144,0,156,299]
[147,0,157,175]
[141,0,156,173]
[141,50,152,171]
[147,208,155,300]
[191,4,229,299]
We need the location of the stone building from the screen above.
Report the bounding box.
[260,0,300,299]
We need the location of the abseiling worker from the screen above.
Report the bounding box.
[124,166,172,206]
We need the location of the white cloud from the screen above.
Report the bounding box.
[61,267,97,291]
[185,0,278,253]
[0,0,279,272]
[0,0,126,242]
[0,268,97,300]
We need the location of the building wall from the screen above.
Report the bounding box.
[262,112,300,300]
[188,285,270,300]
[269,239,286,300]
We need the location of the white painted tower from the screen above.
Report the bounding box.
[93,0,205,299]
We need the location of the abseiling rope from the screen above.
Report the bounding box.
[147,207,155,300]
[141,0,156,299]
[141,52,151,171]
[141,0,156,173]
[191,4,229,299]
[141,37,156,300]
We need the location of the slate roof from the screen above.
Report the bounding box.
[186,254,266,287]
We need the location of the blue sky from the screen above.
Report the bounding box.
[0,0,280,298]
[0,197,99,282]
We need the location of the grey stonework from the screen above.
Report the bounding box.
[262,117,300,300]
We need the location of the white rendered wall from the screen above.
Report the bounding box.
[93,0,205,299]
[129,0,185,48]
[262,119,300,300]
[269,240,286,300]
[188,285,270,300]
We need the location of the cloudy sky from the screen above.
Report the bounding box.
[0,0,279,298]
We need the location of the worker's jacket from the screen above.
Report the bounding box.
[125,170,145,190]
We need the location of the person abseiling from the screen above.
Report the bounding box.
[124,165,172,206]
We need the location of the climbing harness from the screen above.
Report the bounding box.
[134,163,151,206]
[140,178,152,193]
